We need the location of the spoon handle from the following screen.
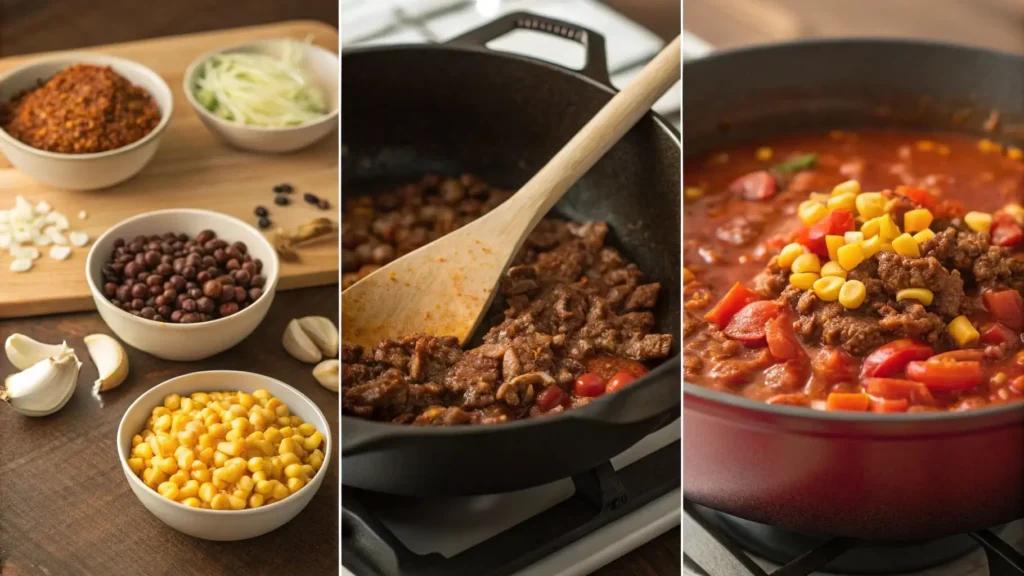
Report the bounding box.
[503,36,681,230]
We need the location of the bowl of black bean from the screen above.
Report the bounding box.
[85,209,280,361]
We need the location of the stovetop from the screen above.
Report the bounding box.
[342,416,681,576]
[684,501,1024,576]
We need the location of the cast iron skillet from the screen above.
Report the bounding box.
[684,39,1024,541]
[341,13,681,496]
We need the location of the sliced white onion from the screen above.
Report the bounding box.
[48,229,67,245]
[32,232,53,247]
[0,210,8,223]
[49,245,71,261]
[69,231,89,247]
[34,201,52,214]
[12,229,31,243]
[0,233,10,249]
[9,258,31,272]
[11,246,40,260]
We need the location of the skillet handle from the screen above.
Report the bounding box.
[446,11,612,86]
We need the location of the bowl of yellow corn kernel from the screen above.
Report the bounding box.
[117,370,332,540]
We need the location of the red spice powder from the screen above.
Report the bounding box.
[0,63,161,154]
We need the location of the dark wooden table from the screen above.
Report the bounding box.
[0,288,340,575]
[0,0,680,574]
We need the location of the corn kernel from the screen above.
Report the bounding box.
[831,180,861,196]
[279,426,294,439]
[825,235,845,262]
[777,243,805,270]
[279,453,301,467]
[252,470,268,483]
[827,193,857,213]
[265,427,281,444]
[289,415,303,427]
[253,389,270,401]
[272,481,289,500]
[798,200,828,226]
[249,493,265,508]
[284,463,305,479]
[302,432,324,452]
[861,217,880,238]
[164,394,181,411]
[948,316,980,348]
[789,272,819,290]
[1008,146,1023,161]
[755,147,773,161]
[965,211,993,234]
[1004,203,1024,224]
[791,253,821,274]
[915,140,936,152]
[913,228,936,244]
[228,495,247,510]
[211,494,230,510]
[812,276,844,301]
[892,233,921,258]
[903,208,933,233]
[855,192,886,220]
[684,187,704,201]
[286,477,305,494]
[182,497,202,508]
[169,470,189,487]
[837,243,865,271]
[297,423,316,437]
[820,261,848,279]
[278,437,297,455]
[179,480,199,500]
[881,242,894,253]
[143,468,167,489]
[158,481,179,501]
[256,480,274,496]
[839,280,866,309]
[896,288,934,306]
[127,457,145,475]
[978,138,1002,154]
[878,215,900,240]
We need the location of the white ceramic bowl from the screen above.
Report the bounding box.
[85,209,280,361]
[0,52,173,190]
[117,370,332,541]
[183,39,339,153]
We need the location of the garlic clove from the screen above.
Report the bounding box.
[297,316,339,358]
[83,334,129,393]
[69,231,89,247]
[5,334,68,371]
[49,245,71,261]
[1,345,81,417]
[312,359,339,392]
[283,319,322,364]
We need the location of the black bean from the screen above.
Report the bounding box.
[258,217,271,229]
[317,199,330,211]
[274,183,293,193]
[255,206,268,217]
[274,195,289,206]
[303,193,318,204]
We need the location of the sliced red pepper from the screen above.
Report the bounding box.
[724,301,782,347]
[991,212,1023,247]
[983,289,1024,331]
[927,349,987,363]
[980,322,1019,347]
[535,386,565,412]
[905,360,984,392]
[728,170,777,201]
[860,339,934,379]
[573,373,606,397]
[895,185,936,210]
[825,392,870,411]
[864,377,936,405]
[801,209,854,258]
[812,348,858,384]
[765,315,805,360]
[869,396,910,413]
[703,282,761,328]
[605,371,638,394]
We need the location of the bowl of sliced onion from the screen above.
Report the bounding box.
[183,38,338,154]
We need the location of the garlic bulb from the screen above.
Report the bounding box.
[5,334,68,371]
[312,359,339,392]
[1,345,81,416]
[297,316,339,358]
[84,334,129,393]
[283,319,322,364]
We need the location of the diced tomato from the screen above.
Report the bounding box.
[724,301,782,346]
[927,349,987,363]
[605,371,638,394]
[812,348,858,383]
[905,360,984,392]
[704,282,761,328]
[983,289,1024,331]
[869,396,910,413]
[860,339,934,379]
[801,209,855,257]
[980,322,1019,347]
[991,213,1023,247]
[765,316,804,360]
[895,185,936,210]
[585,357,649,381]
[535,386,565,412]
[825,392,870,411]
[864,377,936,405]
[573,373,606,397]
[729,170,777,201]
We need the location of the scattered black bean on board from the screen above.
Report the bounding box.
[274,194,290,206]
[303,193,319,204]
[254,206,268,217]
[317,199,330,210]
[273,183,294,193]
[258,217,271,229]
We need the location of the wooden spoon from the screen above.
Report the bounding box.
[343,37,681,350]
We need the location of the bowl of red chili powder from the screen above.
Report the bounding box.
[0,53,172,190]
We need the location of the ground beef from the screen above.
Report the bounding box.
[342,177,673,425]
[753,261,789,298]
[875,252,966,318]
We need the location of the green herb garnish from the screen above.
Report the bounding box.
[772,153,818,174]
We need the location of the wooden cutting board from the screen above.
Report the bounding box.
[0,20,339,319]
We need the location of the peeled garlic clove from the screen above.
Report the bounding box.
[5,334,68,371]
[297,316,338,358]
[1,345,81,417]
[283,319,322,364]
[84,333,129,393]
[312,359,339,392]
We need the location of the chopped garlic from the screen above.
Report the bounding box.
[35,201,52,214]
[49,246,71,261]
[69,231,89,247]
[10,259,32,272]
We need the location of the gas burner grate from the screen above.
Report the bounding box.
[683,500,1024,576]
[342,438,680,576]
